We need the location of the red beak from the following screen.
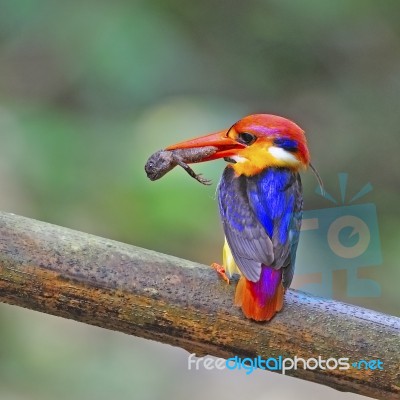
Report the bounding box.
[166,129,245,162]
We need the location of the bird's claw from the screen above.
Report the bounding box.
[211,262,230,284]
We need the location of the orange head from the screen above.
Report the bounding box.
[166,114,310,177]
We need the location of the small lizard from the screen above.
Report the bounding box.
[145,146,217,185]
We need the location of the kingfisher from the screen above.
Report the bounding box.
[166,114,315,321]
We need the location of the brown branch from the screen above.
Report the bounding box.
[0,211,399,399]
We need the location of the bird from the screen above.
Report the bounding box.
[166,114,315,322]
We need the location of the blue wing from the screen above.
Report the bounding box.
[217,167,302,286]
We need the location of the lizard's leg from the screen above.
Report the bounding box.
[175,158,212,185]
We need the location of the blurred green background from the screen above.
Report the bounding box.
[0,1,399,399]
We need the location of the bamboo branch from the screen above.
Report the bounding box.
[0,211,398,399]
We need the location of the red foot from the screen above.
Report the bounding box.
[211,262,230,284]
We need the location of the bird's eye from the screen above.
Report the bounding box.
[237,132,256,145]
[273,138,298,153]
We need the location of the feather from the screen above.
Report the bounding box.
[218,166,302,286]
[218,166,303,320]
[235,267,284,321]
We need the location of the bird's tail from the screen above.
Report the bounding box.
[235,266,284,321]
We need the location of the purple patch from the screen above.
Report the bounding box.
[251,266,282,306]
[245,124,281,136]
